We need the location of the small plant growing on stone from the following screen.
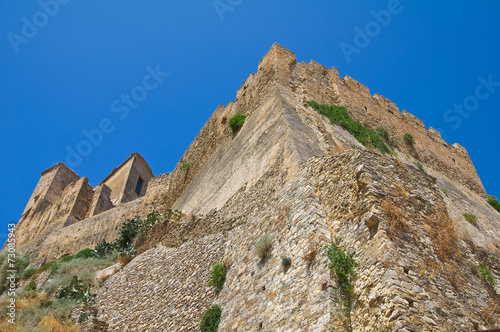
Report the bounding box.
[404,133,415,147]
[325,239,356,329]
[255,234,273,260]
[208,262,226,292]
[377,126,390,142]
[22,268,37,280]
[229,113,247,133]
[487,195,500,213]
[281,257,292,267]
[24,280,37,292]
[477,264,496,291]
[442,189,448,195]
[463,213,478,225]
[199,305,222,332]
[413,161,425,173]
[181,161,191,171]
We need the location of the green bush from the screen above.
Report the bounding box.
[24,280,37,292]
[487,196,500,212]
[478,264,495,290]
[463,213,477,224]
[93,239,116,258]
[307,101,391,154]
[208,262,226,292]
[325,239,356,320]
[377,126,390,142]
[56,276,95,303]
[414,161,425,173]
[403,133,415,147]
[200,305,222,332]
[229,113,247,133]
[60,248,95,264]
[281,257,292,267]
[255,234,273,260]
[22,268,37,280]
[181,161,192,171]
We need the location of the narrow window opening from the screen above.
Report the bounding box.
[135,177,144,195]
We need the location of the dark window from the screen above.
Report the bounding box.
[135,177,143,195]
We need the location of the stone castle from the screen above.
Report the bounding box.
[11,44,500,331]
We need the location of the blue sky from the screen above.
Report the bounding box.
[1,1,499,246]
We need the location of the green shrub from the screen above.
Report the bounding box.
[463,213,478,224]
[325,239,356,321]
[487,196,500,212]
[22,268,37,280]
[208,262,226,292]
[414,161,425,173]
[181,161,192,171]
[478,264,495,290]
[229,113,247,133]
[377,126,390,142]
[200,305,222,332]
[255,234,273,260]
[56,276,95,303]
[281,257,292,267]
[93,239,116,258]
[403,133,415,147]
[307,101,390,154]
[24,280,37,292]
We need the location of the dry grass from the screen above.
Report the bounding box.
[425,212,458,262]
[117,253,133,266]
[303,242,319,265]
[481,301,500,326]
[381,199,408,240]
[37,314,78,332]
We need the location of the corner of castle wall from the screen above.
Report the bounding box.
[401,110,426,129]
[257,43,297,72]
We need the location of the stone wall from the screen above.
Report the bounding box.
[94,150,499,331]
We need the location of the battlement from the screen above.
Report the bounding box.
[248,44,486,197]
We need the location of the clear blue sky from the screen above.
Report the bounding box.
[1,1,499,246]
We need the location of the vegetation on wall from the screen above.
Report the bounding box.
[487,196,500,213]
[229,113,247,133]
[306,101,391,154]
[255,234,273,260]
[181,161,192,171]
[199,305,222,332]
[463,213,478,225]
[208,262,227,292]
[325,239,357,330]
[403,133,415,147]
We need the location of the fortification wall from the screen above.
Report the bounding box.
[94,150,499,331]
[282,49,486,197]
